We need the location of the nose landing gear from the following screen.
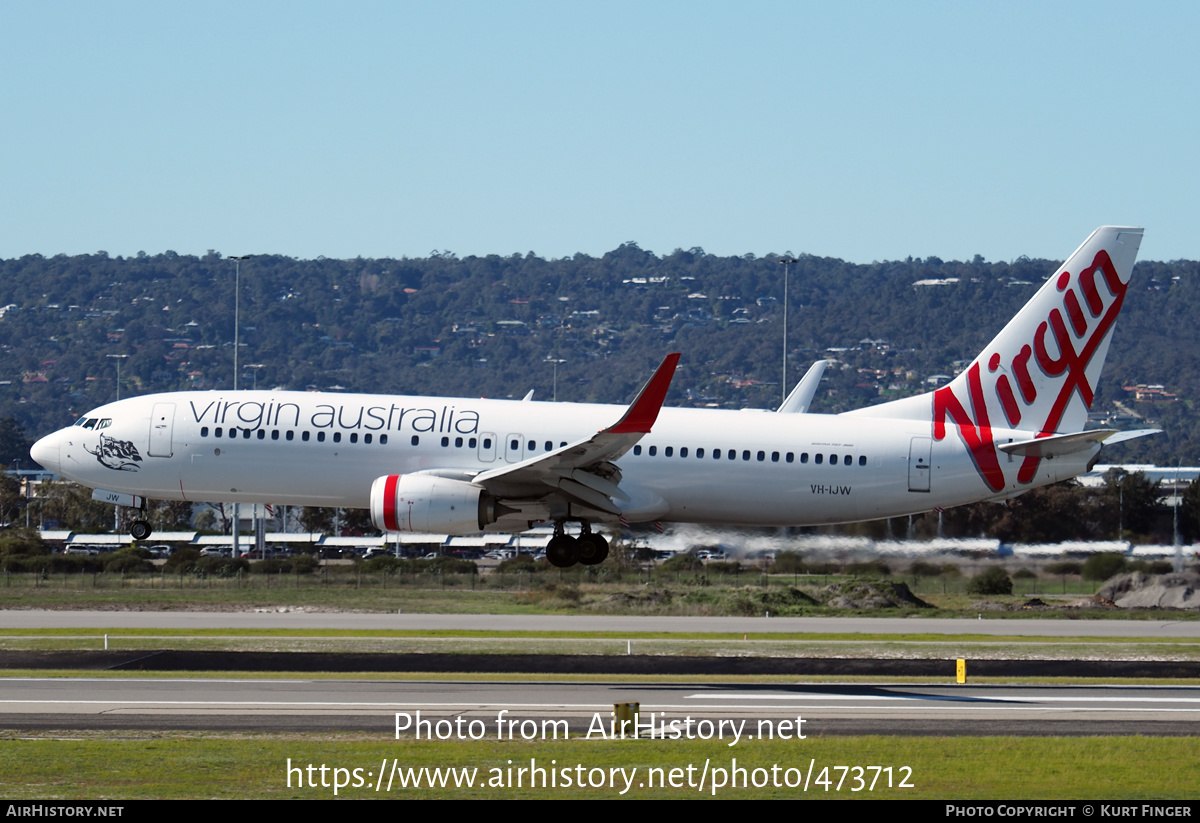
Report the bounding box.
[545,521,610,568]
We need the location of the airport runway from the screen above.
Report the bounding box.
[2,610,1199,636]
[2,611,1195,736]
[0,677,1196,736]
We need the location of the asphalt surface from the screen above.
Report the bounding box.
[1,677,1196,736]
[1,610,1196,736]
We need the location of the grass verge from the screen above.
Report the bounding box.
[0,732,1194,799]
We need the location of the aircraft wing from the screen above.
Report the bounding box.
[470,353,680,514]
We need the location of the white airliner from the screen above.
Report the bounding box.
[30,227,1157,567]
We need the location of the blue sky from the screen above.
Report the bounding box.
[2,1,1196,263]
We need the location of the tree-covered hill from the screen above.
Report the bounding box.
[2,245,1196,464]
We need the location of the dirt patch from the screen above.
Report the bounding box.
[823,580,931,610]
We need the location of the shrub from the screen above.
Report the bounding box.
[845,560,890,577]
[1012,568,1037,580]
[1128,559,1173,574]
[164,548,202,574]
[422,556,477,575]
[1045,560,1082,576]
[497,554,541,573]
[195,556,250,577]
[705,561,743,576]
[770,551,805,574]
[659,554,704,572]
[103,549,155,574]
[1081,553,1128,581]
[967,567,1013,595]
[909,561,942,578]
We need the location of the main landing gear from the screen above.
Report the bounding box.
[545,521,609,569]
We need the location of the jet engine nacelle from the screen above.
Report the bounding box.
[370,474,498,535]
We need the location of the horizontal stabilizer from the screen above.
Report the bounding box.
[1098,428,1162,446]
[997,428,1160,460]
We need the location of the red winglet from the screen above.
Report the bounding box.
[605,353,680,434]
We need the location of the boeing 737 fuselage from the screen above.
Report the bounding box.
[30,227,1157,567]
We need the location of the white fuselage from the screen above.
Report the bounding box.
[31,388,1094,531]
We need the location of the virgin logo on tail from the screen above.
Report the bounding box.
[933,248,1129,493]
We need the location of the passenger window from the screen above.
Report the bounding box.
[380,434,388,444]
[801,452,808,463]
[455,437,463,447]
[858,455,867,466]
[350,433,358,444]
[317,431,326,442]
[829,453,836,464]
[257,430,265,440]
[302,431,310,442]
[286,431,294,441]
[510,439,519,451]
[727,449,736,460]
[742,450,750,461]
[544,441,552,451]
[665,446,673,457]
[243,428,251,439]
[201,426,209,437]
[333,432,341,443]
[528,441,535,451]
[271,430,279,440]
[634,445,642,455]
[713,449,720,460]
[680,447,688,458]
[844,455,852,466]
[441,436,450,447]
[771,451,779,462]
[365,434,373,444]
[815,454,823,465]
[228,428,237,439]
[786,452,794,463]
[482,437,491,449]
[468,437,476,448]
[648,446,657,456]
[696,448,704,458]
[411,435,420,446]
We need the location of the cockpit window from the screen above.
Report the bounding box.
[75,418,93,428]
[82,419,97,430]
[96,419,112,430]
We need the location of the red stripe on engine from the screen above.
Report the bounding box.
[383,475,399,532]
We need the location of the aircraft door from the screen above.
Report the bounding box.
[505,433,524,463]
[478,433,497,462]
[908,436,931,492]
[148,402,175,458]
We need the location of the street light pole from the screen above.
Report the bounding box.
[779,256,797,407]
[228,255,252,391]
[106,354,129,401]
[228,255,252,557]
[545,358,566,402]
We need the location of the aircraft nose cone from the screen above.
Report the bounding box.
[30,433,60,473]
